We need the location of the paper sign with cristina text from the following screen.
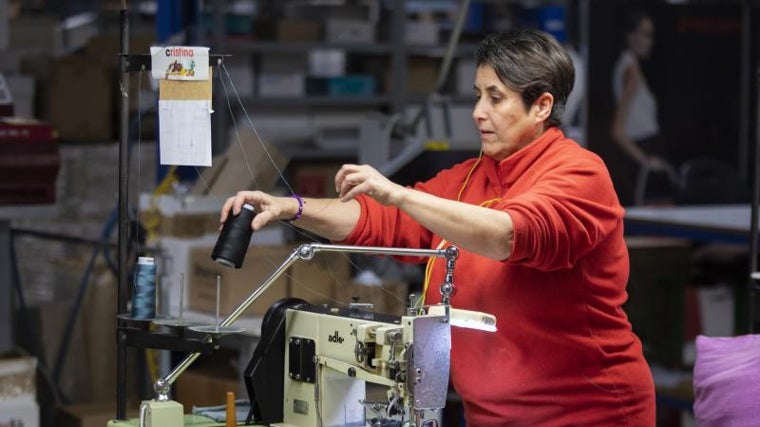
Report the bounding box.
[151,46,210,81]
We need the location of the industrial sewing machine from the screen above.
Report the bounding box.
[245,298,451,427]
[109,243,496,427]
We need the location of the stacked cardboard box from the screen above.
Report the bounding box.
[0,353,39,427]
[48,56,112,141]
[174,368,241,413]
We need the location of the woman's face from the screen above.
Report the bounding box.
[472,64,546,161]
[628,17,655,58]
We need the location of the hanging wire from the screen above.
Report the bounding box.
[219,61,294,195]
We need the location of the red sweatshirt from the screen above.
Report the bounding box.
[341,127,655,426]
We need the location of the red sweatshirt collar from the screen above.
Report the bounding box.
[481,127,565,188]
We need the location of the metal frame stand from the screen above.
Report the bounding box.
[116,6,130,420]
[115,4,228,419]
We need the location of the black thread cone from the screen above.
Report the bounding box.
[212,204,255,268]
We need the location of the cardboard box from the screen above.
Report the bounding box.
[141,194,230,239]
[308,49,346,78]
[289,250,352,305]
[85,32,155,65]
[156,226,286,315]
[82,268,119,403]
[48,55,112,141]
[258,73,305,98]
[5,74,35,118]
[405,21,439,45]
[189,243,351,316]
[0,73,11,116]
[456,59,477,96]
[386,57,439,96]
[85,32,156,113]
[277,20,322,41]
[188,245,293,317]
[158,212,220,238]
[60,12,98,53]
[0,353,36,400]
[9,15,64,56]
[261,54,307,74]
[57,401,139,427]
[18,54,53,120]
[325,19,375,43]
[174,368,241,413]
[0,0,7,50]
[0,397,39,427]
[625,237,691,368]
[224,58,254,98]
[18,302,90,403]
[157,234,222,314]
[191,123,289,197]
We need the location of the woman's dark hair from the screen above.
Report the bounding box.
[624,9,650,36]
[475,28,575,127]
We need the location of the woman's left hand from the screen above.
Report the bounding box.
[335,164,406,205]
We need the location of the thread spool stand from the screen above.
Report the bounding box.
[115,5,232,418]
[189,275,246,335]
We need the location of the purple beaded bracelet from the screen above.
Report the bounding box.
[289,194,304,222]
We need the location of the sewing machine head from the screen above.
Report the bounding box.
[248,301,451,427]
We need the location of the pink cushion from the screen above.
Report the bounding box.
[694,334,760,426]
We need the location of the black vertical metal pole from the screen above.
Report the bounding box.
[750,68,760,333]
[117,3,130,420]
[739,0,751,181]
[212,0,226,154]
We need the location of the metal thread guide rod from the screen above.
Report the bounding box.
[215,275,221,333]
[178,273,184,325]
[152,243,458,401]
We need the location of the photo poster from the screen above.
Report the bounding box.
[157,67,213,167]
[585,1,743,205]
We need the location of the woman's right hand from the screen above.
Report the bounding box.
[220,190,298,231]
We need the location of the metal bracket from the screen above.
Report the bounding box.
[118,53,230,73]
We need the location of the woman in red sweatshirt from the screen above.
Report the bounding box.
[222,28,655,426]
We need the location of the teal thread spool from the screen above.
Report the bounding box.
[131,256,156,319]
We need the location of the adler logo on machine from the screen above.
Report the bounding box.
[327,330,344,344]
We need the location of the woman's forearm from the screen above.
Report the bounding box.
[283,196,361,242]
[394,188,513,260]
